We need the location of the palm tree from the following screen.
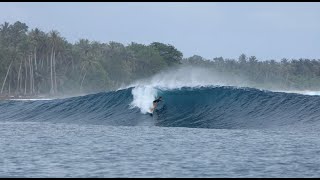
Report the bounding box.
[49,30,60,94]
[1,61,13,94]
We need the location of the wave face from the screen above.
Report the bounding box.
[1,86,320,129]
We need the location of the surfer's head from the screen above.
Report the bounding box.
[153,96,162,103]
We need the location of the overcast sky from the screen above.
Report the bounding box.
[0,2,319,60]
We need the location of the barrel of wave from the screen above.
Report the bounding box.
[130,86,158,114]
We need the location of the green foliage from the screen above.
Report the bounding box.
[1,21,320,98]
[183,54,320,91]
[150,42,183,65]
[0,21,183,97]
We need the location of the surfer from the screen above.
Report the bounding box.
[150,96,162,113]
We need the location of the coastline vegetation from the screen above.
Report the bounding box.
[1,21,319,99]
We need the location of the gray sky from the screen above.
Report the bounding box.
[0,2,320,60]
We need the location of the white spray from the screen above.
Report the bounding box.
[129,85,158,114]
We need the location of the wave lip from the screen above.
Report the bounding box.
[1,86,320,129]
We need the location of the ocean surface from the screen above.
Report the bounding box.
[1,85,320,177]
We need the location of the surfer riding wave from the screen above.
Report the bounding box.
[149,96,162,115]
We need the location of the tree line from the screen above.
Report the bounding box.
[183,54,320,90]
[0,21,182,97]
[1,21,320,98]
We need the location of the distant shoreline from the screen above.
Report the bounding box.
[0,93,87,101]
[0,94,52,101]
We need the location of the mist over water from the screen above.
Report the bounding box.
[128,65,255,90]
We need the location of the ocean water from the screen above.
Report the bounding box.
[1,85,320,177]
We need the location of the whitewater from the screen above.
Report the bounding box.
[1,66,320,177]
